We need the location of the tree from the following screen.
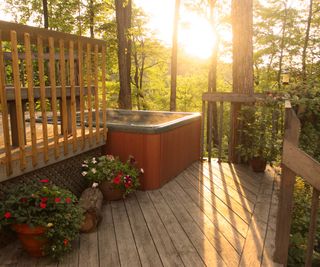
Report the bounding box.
[230,0,254,162]
[115,0,132,109]
[42,0,49,28]
[302,0,313,82]
[170,0,180,111]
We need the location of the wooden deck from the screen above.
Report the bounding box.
[0,160,282,267]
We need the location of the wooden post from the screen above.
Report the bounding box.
[274,103,301,265]
[305,188,320,267]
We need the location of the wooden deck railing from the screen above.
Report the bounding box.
[0,20,107,181]
[201,92,268,162]
[274,101,320,266]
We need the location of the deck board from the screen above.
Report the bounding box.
[0,160,282,267]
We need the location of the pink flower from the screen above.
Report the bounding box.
[40,179,49,183]
[65,197,72,204]
[40,202,46,209]
[55,197,61,203]
[4,212,11,219]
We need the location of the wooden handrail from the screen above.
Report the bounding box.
[274,100,320,266]
[0,20,106,46]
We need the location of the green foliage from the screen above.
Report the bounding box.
[0,180,83,260]
[81,155,141,195]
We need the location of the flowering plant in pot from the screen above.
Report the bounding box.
[0,179,83,260]
[82,155,142,200]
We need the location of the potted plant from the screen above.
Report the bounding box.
[237,100,281,172]
[0,179,83,260]
[81,155,142,200]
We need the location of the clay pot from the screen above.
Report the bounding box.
[250,157,267,173]
[99,181,125,201]
[12,224,47,257]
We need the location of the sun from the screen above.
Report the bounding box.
[179,14,216,59]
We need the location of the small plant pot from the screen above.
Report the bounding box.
[250,157,267,173]
[99,181,125,201]
[12,224,47,257]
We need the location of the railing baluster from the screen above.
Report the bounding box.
[0,31,12,175]
[101,45,107,139]
[218,101,224,162]
[305,188,320,267]
[48,37,60,159]
[69,40,77,152]
[200,100,206,159]
[86,43,93,146]
[208,102,213,162]
[37,36,49,162]
[78,41,85,148]
[94,44,100,144]
[59,39,68,155]
[24,33,38,166]
[10,30,26,170]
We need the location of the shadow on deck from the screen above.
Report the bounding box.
[0,160,282,267]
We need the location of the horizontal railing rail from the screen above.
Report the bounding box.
[0,21,107,181]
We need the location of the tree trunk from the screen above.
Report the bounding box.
[302,0,313,82]
[170,0,180,111]
[115,0,132,109]
[277,1,288,90]
[89,0,95,38]
[207,0,219,149]
[42,0,49,29]
[230,0,254,163]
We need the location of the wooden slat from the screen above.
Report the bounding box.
[77,41,85,148]
[218,101,223,161]
[24,33,37,166]
[59,39,68,155]
[0,30,12,175]
[135,191,184,266]
[202,92,265,103]
[48,37,59,159]
[101,45,107,139]
[160,183,227,266]
[78,231,99,267]
[98,203,120,266]
[94,44,100,143]
[125,195,163,266]
[10,30,26,170]
[69,40,77,152]
[0,31,12,175]
[200,100,205,158]
[111,200,141,267]
[283,140,320,191]
[148,190,205,267]
[86,43,93,146]
[37,36,49,162]
[208,102,213,161]
[305,188,320,267]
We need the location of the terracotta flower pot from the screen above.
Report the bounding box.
[250,157,267,173]
[99,181,125,201]
[12,224,47,257]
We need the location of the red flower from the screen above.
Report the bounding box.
[63,239,69,246]
[41,197,48,203]
[40,179,49,183]
[40,202,46,209]
[54,197,61,203]
[113,176,121,185]
[65,197,72,204]
[4,212,11,219]
[125,180,132,188]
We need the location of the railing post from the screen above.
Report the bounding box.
[274,102,300,265]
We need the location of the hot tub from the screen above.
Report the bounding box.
[104,109,201,190]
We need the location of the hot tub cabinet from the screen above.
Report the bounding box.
[104,110,201,190]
